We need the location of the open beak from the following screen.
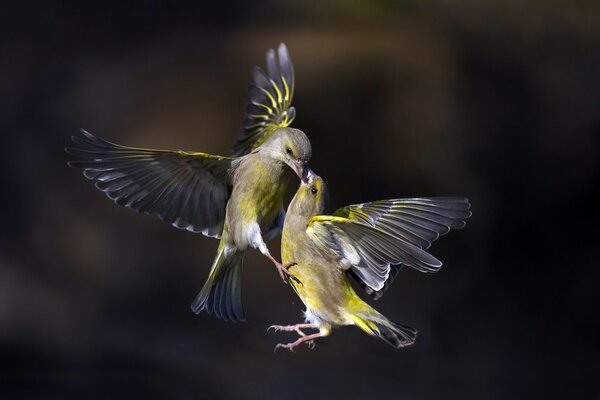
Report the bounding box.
[301,167,315,185]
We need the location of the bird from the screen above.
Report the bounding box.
[269,170,471,351]
[65,43,311,322]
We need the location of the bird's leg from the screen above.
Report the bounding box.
[255,234,302,285]
[264,253,302,284]
[274,332,324,352]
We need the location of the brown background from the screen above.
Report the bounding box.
[1,1,599,398]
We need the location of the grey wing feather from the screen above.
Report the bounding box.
[349,264,404,300]
[66,129,234,238]
[232,43,296,156]
[308,217,442,291]
[313,197,471,293]
[334,197,472,250]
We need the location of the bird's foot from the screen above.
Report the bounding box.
[273,332,323,353]
[264,253,301,284]
[268,323,321,352]
[267,323,318,336]
[275,261,302,285]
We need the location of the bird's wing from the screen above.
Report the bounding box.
[306,216,441,292]
[332,198,472,250]
[66,129,235,238]
[232,43,296,156]
[307,197,471,292]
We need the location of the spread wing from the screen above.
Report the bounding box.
[333,198,472,250]
[66,129,235,238]
[232,43,296,156]
[309,197,471,293]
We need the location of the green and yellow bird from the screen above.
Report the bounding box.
[66,43,311,322]
[269,170,471,350]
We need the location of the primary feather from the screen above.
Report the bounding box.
[233,43,296,156]
[329,197,472,294]
[66,129,234,238]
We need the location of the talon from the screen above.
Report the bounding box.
[276,263,302,285]
[274,343,294,353]
[267,325,286,333]
[276,345,287,352]
[288,273,302,286]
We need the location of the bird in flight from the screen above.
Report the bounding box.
[66,43,310,323]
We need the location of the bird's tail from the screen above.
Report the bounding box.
[190,242,245,322]
[349,303,417,348]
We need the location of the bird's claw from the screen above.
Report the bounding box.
[267,324,286,333]
[275,262,302,285]
[274,343,296,353]
[268,324,305,336]
[268,323,321,352]
[273,339,316,353]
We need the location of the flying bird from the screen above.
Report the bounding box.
[66,43,310,322]
[269,170,471,350]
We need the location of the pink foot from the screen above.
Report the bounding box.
[268,323,322,352]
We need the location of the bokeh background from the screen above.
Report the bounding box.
[2,1,599,398]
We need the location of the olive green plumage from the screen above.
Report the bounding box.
[189,127,311,321]
[270,171,471,350]
[66,43,310,322]
[65,41,472,351]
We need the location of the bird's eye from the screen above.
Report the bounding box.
[286,147,293,155]
[311,187,318,194]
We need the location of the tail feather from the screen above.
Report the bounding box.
[191,248,245,322]
[351,312,417,348]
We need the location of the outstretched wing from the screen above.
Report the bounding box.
[232,43,296,156]
[66,130,235,238]
[333,198,472,250]
[309,197,471,293]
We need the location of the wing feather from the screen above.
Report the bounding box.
[232,43,296,156]
[307,215,443,291]
[333,198,472,250]
[311,197,471,294]
[66,129,234,238]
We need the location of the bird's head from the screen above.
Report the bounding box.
[288,169,329,218]
[262,127,312,180]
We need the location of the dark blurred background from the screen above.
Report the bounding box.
[1,1,599,398]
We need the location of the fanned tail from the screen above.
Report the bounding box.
[350,308,417,348]
[190,245,245,322]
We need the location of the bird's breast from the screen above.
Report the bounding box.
[229,158,290,233]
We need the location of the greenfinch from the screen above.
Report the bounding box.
[269,170,471,350]
[66,43,311,322]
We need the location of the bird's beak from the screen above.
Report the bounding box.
[302,167,315,185]
[293,160,308,183]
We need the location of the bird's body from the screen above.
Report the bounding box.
[189,129,311,321]
[282,212,350,332]
[226,151,291,249]
[66,43,311,322]
[270,171,471,350]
